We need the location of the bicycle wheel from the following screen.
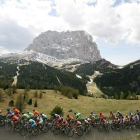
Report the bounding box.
[20,128,28,136]
[111,124,116,131]
[87,126,91,133]
[32,126,39,136]
[97,124,102,132]
[53,127,60,135]
[15,122,21,132]
[77,127,84,136]
[105,124,110,132]
[67,129,74,137]
[64,126,69,135]
[42,125,49,133]
[0,119,5,127]
[4,122,12,131]
[50,125,56,132]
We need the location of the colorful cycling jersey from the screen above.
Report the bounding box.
[90,114,96,119]
[12,115,19,121]
[135,115,139,121]
[76,121,81,125]
[28,112,34,117]
[76,113,81,119]
[85,120,89,125]
[62,120,67,124]
[34,110,39,116]
[7,110,13,115]
[29,119,36,125]
[22,114,30,120]
[118,112,123,118]
[37,116,43,121]
[57,116,61,121]
[14,109,19,114]
[42,114,47,118]
[67,116,73,121]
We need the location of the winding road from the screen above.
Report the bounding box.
[0,126,140,140]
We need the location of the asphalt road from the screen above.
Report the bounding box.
[0,126,140,140]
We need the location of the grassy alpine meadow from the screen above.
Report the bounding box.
[0,88,140,118]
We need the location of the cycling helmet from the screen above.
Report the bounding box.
[13,107,16,110]
[74,112,78,115]
[0,110,1,113]
[67,114,69,117]
[33,108,35,111]
[7,108,10,111]
[22,112,24,115]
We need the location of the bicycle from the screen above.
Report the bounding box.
[20,123,39,136]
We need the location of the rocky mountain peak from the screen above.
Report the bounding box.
[25,30,101,62]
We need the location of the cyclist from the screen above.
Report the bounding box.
[27,117,36,133]
[66,114,73,125]
[60,118,67,131]
[82,118,90,132]
[6,108,13,117]
[21,112,30,123]
[135,113,139,123]
[11,113,19,130]
[117,111,123,122]
[74,119,81,133]
[33,109,39,116]
[100,112,107,126]
[129,112,136,124]
[124,114,130,125]
[74,112,82,119]
[27,111,34,118]
[13,107,20,117]
[40,113,47,123]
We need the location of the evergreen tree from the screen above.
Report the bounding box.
[120,92,125,99]
[28,99,32,105]
[15,93,26,112]
[50,105,64,117]
[115,93,118,100]
[34,100,38,107]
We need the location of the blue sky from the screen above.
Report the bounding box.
[0,0,140,65]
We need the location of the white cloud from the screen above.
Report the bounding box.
[0,46,9,55]
[0,0,140,55]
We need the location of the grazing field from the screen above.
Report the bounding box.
[0,89,140,118]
